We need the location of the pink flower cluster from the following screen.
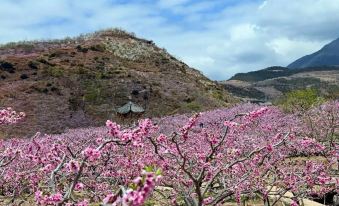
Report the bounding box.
[106,120,121,137]
[290,200,299,206]
[67,160,80,173]
[223,120,239,128]
[122,173,158,205]
[82,147,101,162]
[103,193,119,205]
[73,199,89,206]
[180,113,200,139]
[106,119,156,147]
[75,182,85,191]
[103,171,160,206]
[35,191,62,205]
[0,107,25,125]
[138,119,155,136]
[247,107,269,118]
[156,134,167,143]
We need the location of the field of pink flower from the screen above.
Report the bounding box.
[0,102,338,206]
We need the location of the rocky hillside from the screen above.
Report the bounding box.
[288,38,339,69]
[222,66,339,101]
[0,29,233,138]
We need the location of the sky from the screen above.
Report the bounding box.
[1,0,339,80]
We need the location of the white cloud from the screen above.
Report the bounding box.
[0,0,339,80]
[258,1,267,10]
[185,56,215,68]
[266,38,328,62]
[229,24,258,41]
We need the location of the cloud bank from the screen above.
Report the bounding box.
[0,0,339,80]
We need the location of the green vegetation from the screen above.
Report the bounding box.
[82,81,113,104]
[272,77,323,93]
[223,84,266,100]
[45,66,64,77]
[231,66,289,82]
[211,90,225,101]
[95,70,115,79]
[89,44,106,52]
[84,83,102,103]
[276,88,324,112]
[323,84,339,100]
[184,101,202,111]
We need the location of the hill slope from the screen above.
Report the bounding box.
[288,38,339,68]
[0,29,233,138]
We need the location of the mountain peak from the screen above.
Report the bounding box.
[321,37,339,51]
[287,38,339,69]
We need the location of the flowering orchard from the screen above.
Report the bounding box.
[0,102,338,206]
[301,101,339,149]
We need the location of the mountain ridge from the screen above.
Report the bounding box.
[288,38,339,68]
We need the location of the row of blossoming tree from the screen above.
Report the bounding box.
[0,102,338,206]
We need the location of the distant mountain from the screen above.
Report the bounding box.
[229,66,339,82]
[0,29,234,138]
[222,66,339,101]
[288,38,339,69]
[223,38,339,101]
[230,66,291,82]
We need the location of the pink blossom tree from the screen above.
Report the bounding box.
[141,104,337,205]
[301,100,338,149]
[0,103,337,206]
[0,107,24,169]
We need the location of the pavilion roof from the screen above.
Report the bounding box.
[117,101,145,114]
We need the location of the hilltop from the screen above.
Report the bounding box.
[0,29,233,138]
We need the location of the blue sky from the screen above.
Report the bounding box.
[1,0,339,80]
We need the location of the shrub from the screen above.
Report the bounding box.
[89,44,106,52]
[276,88,324,113]
[47,67,64,77]
[20,74,29,79]
[37,58,56,66]
[28,61,39,70]
[0,61,15,73]
[76,45,88,53]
